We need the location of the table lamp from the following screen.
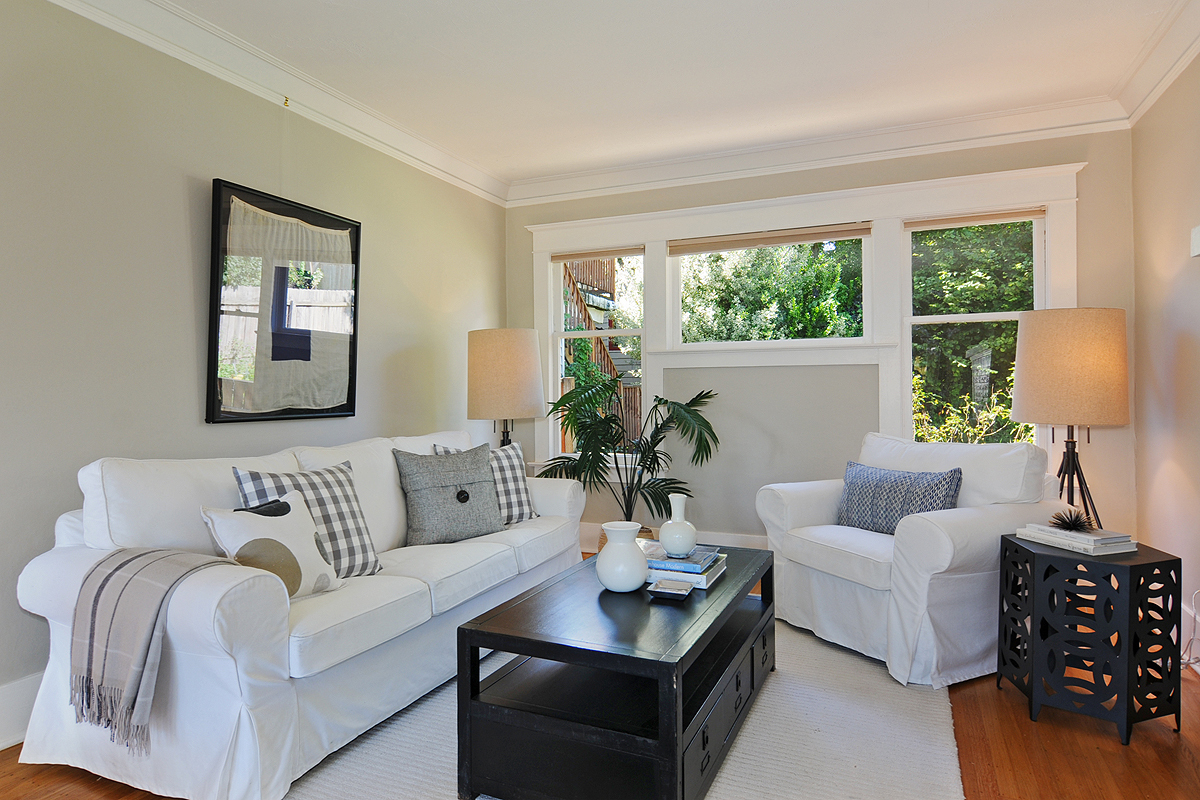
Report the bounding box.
[1010,307,1129,529]
[467,328,546,447]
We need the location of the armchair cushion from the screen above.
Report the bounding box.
[836,461,962,535]
[857,432,1047,507]
[773,524,895,590]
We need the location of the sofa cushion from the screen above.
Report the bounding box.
[857,432,1047,507]
[434,442,538,525]
[392,430,473,456]
[393,445,504,545]
[471,515,578,573]
[289,432,476,553]
[775,524,895,591]
[376,541,518,615]
[201,490,344,599]
[837,461,962,535]
[234,462,380,579]
[287,574,432,678]
[293,438,408,552]
[78,450,300,552]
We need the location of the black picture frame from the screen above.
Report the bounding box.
[206,179,361,423]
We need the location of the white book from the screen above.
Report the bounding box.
[1025,523,1131,545]
[1016,528,1138,556]
[646,554,727,589]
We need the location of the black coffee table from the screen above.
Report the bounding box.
[458,546,774,800]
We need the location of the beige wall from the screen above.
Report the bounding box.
[662,365,879,533]
[1132,55,1200,616]
[0,0,506,684]
[508,131,1137,539]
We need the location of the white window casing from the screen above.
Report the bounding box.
[529,164,1082,463]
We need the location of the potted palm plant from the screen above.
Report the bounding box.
[537,374,718,522]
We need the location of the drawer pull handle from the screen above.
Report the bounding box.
[734,692,744,712]
[735,672,742,691]
[700,750,711,774]
[761,649,769,666]
[702,726,709,749]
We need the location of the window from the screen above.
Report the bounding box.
[908,218,1040,443]
[671,224,868,345]
[529,165,1080,464]
[555,252,643,454]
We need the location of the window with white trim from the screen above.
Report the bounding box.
[528,166,1081,465]
[671,224,869,344]
[553,249,643,454]
[907,214,1043,443]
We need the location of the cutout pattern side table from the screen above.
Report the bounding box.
[997,533,1181,744]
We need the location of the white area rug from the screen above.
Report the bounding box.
[286,622,964,800]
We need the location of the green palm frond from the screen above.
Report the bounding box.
[638,477,691,518]
[536,375,718,522]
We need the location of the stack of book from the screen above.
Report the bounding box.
[1015,523,1137,556]
[637,540,727,589]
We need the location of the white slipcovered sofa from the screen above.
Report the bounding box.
[756,432,1069,689]
[17,431,584,800]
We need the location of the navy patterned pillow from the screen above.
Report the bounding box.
[836,461,963,535]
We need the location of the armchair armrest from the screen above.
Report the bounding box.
[755,480,844,540]
[892,498,1073,577]
[526,477,585,521]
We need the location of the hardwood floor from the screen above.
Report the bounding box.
[951,666,1200,800]
[3,666,1197,799]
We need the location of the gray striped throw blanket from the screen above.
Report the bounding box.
[71,548,235,755]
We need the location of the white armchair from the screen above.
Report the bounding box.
[756,432,1069,688]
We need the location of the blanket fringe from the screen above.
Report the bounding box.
[71,674,151,756]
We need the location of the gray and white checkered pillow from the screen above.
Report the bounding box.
[433,442,537,525]
[233,461,380,578]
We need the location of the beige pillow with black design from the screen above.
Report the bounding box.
[201,489,344,599]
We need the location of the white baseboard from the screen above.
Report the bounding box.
[580,523,768,553]
[1184,598,1200,678]
[0,672,42,750]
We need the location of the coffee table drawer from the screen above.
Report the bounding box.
[721,650,754,740]
[752,619,775,691]
[683,698,726,800]
[683,649,754,800]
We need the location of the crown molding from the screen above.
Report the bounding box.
[45,0,1200,209]
[506,101,1125,207]
[1119,0,1200,124]
[46,0,511,206]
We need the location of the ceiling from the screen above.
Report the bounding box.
[56,0,1200,204]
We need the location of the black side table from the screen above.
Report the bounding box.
[997,533,1181,744]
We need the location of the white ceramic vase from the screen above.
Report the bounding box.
[658,494,698,557]
[595,521,648,592]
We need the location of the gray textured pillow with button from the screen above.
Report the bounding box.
[392,443,504,545]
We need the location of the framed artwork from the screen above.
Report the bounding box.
[206,179,361,423]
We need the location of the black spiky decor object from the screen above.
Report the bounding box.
[1049,508,1097,532]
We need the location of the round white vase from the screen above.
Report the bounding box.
[658,494,698,557]
[595,521,648,592]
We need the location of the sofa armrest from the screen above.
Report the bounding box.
[526,477,585,521]
[892,498,1073,577]
[755,480,844,540]
[19,546,291,669]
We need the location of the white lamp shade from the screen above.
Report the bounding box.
[467,328,546,421]
[1011,308,1130,426]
